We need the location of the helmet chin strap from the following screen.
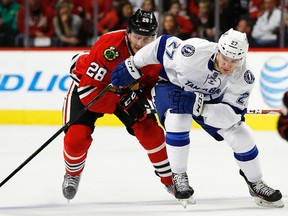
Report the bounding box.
[212,51,221,71]
[125,34,135,56]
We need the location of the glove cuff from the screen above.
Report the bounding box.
[192,92,204,116]
[125,56,142,80]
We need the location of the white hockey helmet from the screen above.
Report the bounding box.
[218,28,249,60]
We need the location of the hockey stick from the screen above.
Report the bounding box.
[0,83,114,188]
[247,109,281,114]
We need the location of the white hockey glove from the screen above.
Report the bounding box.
[169,90,204,116]
[111,56,142,88]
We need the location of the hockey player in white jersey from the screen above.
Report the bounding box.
[110,28,284,208]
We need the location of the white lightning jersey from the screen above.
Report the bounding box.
[133,35,255,111]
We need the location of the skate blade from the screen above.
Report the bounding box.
[188,196,196,204]
[179,199,188,209]
[254,197,284,208]
[179,196,196,209]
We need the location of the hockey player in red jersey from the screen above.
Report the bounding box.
[61,9,173,200]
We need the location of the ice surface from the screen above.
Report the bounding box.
[0,125,287,216]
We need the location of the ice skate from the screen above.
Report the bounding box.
[62,174,81,200]
[240,170,284,208]
[165,184,175,196]
[172,172,194,208]
[165,183,196,207]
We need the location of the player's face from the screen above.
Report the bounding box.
[216,52,241,74]
[128,32,155,54]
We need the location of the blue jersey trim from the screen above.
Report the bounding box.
[157,35,171,64]
[234,145,259,162]
[157,35,172,81]
[166,131,190,147]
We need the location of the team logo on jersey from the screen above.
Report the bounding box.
[244,70,255,84]
[181,45,195,57]
[103,46,120,61]
[206,73,220,86]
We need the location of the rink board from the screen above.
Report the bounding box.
[0,110,279,131]
[0,49,287,130]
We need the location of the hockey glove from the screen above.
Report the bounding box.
[169,90,204,116]
[111,56,142,88]
[277,91,288,141]
[119,91,147,121]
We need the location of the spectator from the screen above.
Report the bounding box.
[130,0,161,13]
[54,0,85,17]
[251,0,281,47]
[17,0,55,47]
[0,0,20,46]
[235,0,251,18]
[141,0,159,23]
[187,0,199,16]
[163,0,187,13]
[83,0,113,21]
[53,0,82,47]
[162,12,182,37]
[77,0,113,45]
[168,0,194,39]
[205,0,241,41]
[0,13,15,46]
[236,16,255,46]
[0,0,20,32]
[284,10,288,47]
[98,0,133,35]
[275,0,288,10]
[249,0,264,21]
[190,0,212,39]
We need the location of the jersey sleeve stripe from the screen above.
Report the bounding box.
[157,35,171,64]
[156,35,172,81]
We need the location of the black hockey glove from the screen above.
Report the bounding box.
[119,91,147,121]
[169,90,204,116]
[277,91,288,141]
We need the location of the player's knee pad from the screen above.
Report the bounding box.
[64,124,93,155]
[132,118,165,150]
[219,121,256,155]
[164,111,192,132]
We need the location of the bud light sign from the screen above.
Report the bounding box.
[0,50,78,110]
[0,71,70,91]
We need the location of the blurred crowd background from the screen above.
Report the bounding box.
[0,0,287,48]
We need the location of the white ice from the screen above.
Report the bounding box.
[0,125,288,216]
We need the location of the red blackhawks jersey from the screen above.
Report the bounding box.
[70,30,161,114]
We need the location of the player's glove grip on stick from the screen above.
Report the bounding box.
[169,90,204,116]
[119,91,147,121]
[111,56,142,88]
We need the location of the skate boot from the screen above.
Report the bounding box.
[165,184,175,196]
[240,170,284,208]
[153,170,175,197]
[62,174,81,200]
[172,172,194,208]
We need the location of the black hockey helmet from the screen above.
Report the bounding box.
[127,9,158,36]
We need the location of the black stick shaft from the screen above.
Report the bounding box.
[0,84,113,188]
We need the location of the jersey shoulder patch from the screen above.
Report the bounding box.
[243,70,255,84]
[181,44,195,57]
